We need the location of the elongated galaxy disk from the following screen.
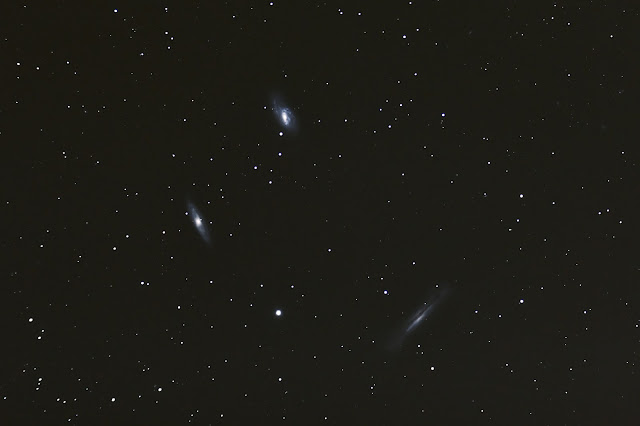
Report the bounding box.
[385,283,452,352]
[186,200,211,245]
[270,93,298,135]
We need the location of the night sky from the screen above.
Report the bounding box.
[2,2,639,424]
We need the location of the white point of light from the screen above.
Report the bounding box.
[275,309,282,316]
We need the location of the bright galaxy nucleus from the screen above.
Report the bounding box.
[270,94,298,134]
[280,109,291,126]
[186,200,211,245]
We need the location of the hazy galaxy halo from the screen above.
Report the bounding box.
[384,283,453,352]
[270,92,298,135]
[186,200,211,246]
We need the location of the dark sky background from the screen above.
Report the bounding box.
[2,2,639,424]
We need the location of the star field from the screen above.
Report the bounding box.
[1,2,638,424]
